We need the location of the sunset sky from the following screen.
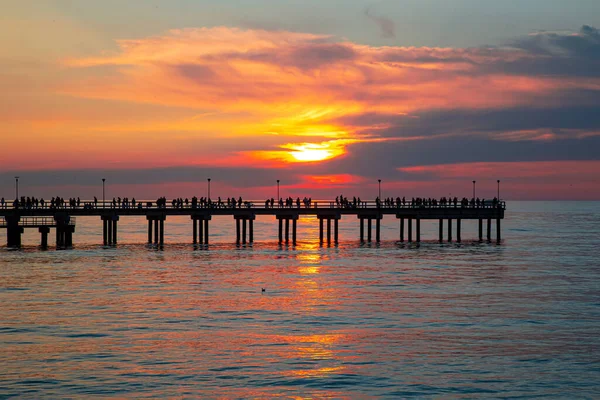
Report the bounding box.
[2,0,599,200]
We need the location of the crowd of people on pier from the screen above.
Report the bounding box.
[1,195,502,210]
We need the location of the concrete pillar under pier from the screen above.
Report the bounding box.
[39,226,50,248]
[233,214,256,244]
[249,219,254,243]
[479,219,483,242]
[112,219,118,245]
[375,218,381,243]
[400,218,404,242]
[6,216,23,248]
[327,218,332,244]
[54,214,73,248]
[107,219,113,245]
[360,218,364,242]
[198,219,204,244]
[105,220,110,245]
[204,219,209,245]
[496,218,501,243]
[367,219,372,242]
[408,218,412,242]
[457,219,461,243]
[416,218,421,243]
[193,219,198,244]
[159,219,164,245]
[334,218,338,244]
[279,218,284,244]
[154,220,159,244]
[56,228,63,248]
[148,214,167,246]
[148,220,152,244]
[242,218,247,244]
[439,219,443,242]
[319,218,324,243]
[487,218,492,242]
[285,219,290,243]
[65,226,75,247]
[448,219,452,242]
[292,219,297,245]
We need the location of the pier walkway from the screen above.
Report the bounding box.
[0,199,505,248]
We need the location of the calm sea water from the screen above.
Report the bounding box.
[1,201,599,398]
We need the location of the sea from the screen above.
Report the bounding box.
[1,201,599,398]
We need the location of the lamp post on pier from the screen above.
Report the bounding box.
[15,176,19,200]
[472,180,476,199]
[207,178,211,199]
[102,178,105,209]
[378,179,381,199]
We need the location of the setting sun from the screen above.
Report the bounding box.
[290,146,334,162]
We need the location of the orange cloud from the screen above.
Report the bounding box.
[55,27,600,168]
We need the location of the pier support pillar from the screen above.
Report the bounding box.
[360,218,364,242]
[400,218,404,242]
[198,218,204,244]
[439,219,443,242]
[193,219,198,244]
[408,218,412,242]
[487,218,492,242]
[242,219,247,244]
[55,214,74,248]
[236,218,241,244]
[159,220,164,245]
[191,214,211,245]
[327,218,331,244]
[367,219,372,242]
[375,218,381,243]
[285,219,290,243]
[39,226,49,248]
[292,219,297,244]
[249,219,254,243]
[148,220,152,244]
[448,219,453,242]
[6,215,22,248]
[319,218,324,243]
[478,219,483,242]
[112,219,118,245]
[277,214,298,245]
[496,218,501,243]
[154,219,158,244]
[204,219,209,245]
[457,219,461,243]
[148,214,167,246]
[416,218,421,243]
[334,219,338,244]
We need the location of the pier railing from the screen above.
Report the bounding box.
[0,217,76,227]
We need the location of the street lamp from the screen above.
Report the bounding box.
[207,178,211,199]
[277,180,280,203]
[15,176,19,199]
[378,179,381,199]
[497,180,500,199]
[472,180,476,199]
[102,178,106,209]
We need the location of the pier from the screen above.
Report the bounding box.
[0,199,505,248]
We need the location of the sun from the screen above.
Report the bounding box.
[284,142,345,162]
[290,147,334,162]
